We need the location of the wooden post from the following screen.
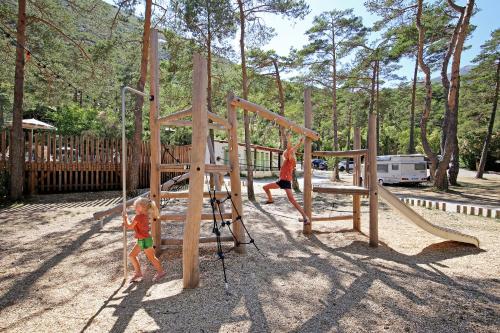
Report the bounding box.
[368,113,378,247]
[182,53,208,289]
[478,207,483,216]
[303,88,313,234]
[442,202,446,211]
[227,92,246,253]
[353,127,361,231]
[149,29,162,255]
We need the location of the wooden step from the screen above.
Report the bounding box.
[158,120,227,131]
[161,236,233,246]
[159,163,231,174]
[313,185,369,195]
[160,213,233,221]
[160,191,230,199]
[299,215,354,222]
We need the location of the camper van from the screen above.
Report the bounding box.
[375,154,428,185]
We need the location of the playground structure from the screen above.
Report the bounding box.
[94,29,479,289]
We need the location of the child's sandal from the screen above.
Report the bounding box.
[130,274,143,283]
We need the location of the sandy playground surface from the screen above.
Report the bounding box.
[0,173,499,332]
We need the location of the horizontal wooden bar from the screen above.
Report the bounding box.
[159,120,226,131]
[161,236,233,246]
[313,185,369,195]
[93,173,190,220]
[160,191,229,199]
[207,111,231,129]
[160,213,233,221]
[159,163,231,174]
[157,107,192,124]
[313,149,368,158]
[299,215,354,222]
[231,96,320,141]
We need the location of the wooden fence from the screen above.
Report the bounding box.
[0,129,190,194]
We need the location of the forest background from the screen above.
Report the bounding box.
[0,0,498,199]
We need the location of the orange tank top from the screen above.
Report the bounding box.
[133,214,150,239]
[279,157,296,181]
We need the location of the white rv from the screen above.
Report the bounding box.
[375,154,428,185]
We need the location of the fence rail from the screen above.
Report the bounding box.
[0,129,190,194]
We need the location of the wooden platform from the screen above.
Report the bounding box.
[161,236,233,246]
[160,213,232,222]
[313,185,369,195]
[159,163,231,174]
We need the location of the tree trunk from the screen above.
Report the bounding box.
[128,0,151,192]
[376,59,380,155]
[9,0,27,200]
[476,59,499,178]
[408,56,418,154]
[442,0,475,187]
[237,0,255,200]
[272,59,287,150]
[331,27,340,181]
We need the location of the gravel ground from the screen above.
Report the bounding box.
[0,181,499,332]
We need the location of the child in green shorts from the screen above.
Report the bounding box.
[123,197,166,283]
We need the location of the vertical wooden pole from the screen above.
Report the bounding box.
[368,113,378,247]
[182,53,208,289]
[227,92,246,253]
[28,130,34,194]
[149,29,162,256]
[303,88,313,234]
[353,127,361,231]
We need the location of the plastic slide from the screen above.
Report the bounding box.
[378,184,480,247]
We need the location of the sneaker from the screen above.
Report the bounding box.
[152,271,166,282]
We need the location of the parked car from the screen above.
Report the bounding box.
[312,158,328,170]
[338,160,354,171]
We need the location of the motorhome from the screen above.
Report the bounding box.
[375,154,428,185]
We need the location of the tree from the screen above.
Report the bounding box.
[416,0,475,190]
[300,9,366,181]
[9,0,27,200]
[236,0,308,200]
[475,29,499,178]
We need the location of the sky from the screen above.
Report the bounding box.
[104,0,499,81]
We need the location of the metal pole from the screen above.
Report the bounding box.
[121,86,147,281]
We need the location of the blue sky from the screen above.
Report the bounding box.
[104,0,499,81]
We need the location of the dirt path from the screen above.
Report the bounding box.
[0,185,499,332]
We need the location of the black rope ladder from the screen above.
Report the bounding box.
[205,176,262,290]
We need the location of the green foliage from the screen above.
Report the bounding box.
[47,103,120,137]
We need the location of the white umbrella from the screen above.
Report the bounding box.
[5,118,57,130]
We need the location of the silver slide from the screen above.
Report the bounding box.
[378,184,480,247]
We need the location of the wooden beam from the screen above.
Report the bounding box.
[161,236,233,246]
[149,29,162,256]
[159,120,226,131]
[313,149,368,158]
[231,96,320,141]
[160,213,232,221]
[313,185,369,195]
[157,107,192,125]
[160,191,229,199]
[299,215,354,222]
[159,163,231,174]
[353,128,361,231]
[93,173,190,220]
[368,113,378,247]
[183,53,208,289]
[227,92,246,253]
[303,88,313,234]
[207,111,231,129]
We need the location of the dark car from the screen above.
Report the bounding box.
[312,158,328,170]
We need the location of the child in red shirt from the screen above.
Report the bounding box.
[263,134,309,224]
[123,197,166,282]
